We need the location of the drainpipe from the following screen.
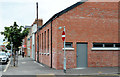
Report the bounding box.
[51,21,53,68]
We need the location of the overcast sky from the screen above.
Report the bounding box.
[0,0,119,45]
[0,0,80,45]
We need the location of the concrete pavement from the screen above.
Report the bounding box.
[1,56,119,76]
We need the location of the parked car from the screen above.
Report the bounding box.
[0,52,9,64]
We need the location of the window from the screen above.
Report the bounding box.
[42,33,43,51]
[37,35,39,51]
[40,34,41,52]
[93,43,120,48]
[92,43,120,50]
[65,42,73,48]
[93,43,103,47]
[115,43,120,47]
[104,43,113,47]
[44,31,46,52]
[48,29,49,53]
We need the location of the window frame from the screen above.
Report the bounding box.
[92,43,120,50]
[65,42,73,48]
[47,29,49,53]
[45,31,46,53]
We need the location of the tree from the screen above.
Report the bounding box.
[2,49,7,53]
[1,22,29,66]
[6,42,11,50]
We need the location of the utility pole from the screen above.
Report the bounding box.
[63,26,66,73]
[60,26,66,73]
[36,2,38,27]
[36,2,39,63]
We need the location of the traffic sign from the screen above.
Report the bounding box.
[22,45,26,48]
[62,31,65,41]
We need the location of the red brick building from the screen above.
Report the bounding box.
[36,1,120,69]
[23,36,27,56]
[0,45,6,51]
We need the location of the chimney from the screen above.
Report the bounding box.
[38,19,43,27]
[35,19,43,27]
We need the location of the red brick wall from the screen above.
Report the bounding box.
[0,45,6,51]
[24,36,27,56]
[30,37,32,58]
[118,2,120,67]
[38,24,52,67]
[55,2,119,69]
[37,2,119,69]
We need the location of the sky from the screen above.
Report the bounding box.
[0,0,80,45]
[0,0,119,45]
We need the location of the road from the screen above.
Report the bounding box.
[0,63,7,76]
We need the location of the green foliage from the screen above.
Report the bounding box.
[2,49,7,53]
[1,22,29,51]
[6,42,11,50]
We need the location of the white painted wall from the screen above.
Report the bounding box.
[32,24,37,60]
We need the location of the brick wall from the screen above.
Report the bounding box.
[30,37,32,58]
[0,45,6,51]
[37,23,52,67]
[55,2,118,69]
[23,36,27,56]
[37,2,119,69]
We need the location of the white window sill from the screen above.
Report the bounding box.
[91,47,120,51]
[39,53,49,55]
[46,53,49,55]
[62,48,74,50]
[43,53,46,55]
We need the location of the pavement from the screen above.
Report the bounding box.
[0,61,9,77]
[1,56,120,77]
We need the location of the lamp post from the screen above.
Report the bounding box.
[59,26,66,73]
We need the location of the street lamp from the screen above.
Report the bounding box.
[58,26,66,73]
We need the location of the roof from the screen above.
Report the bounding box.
[38,0,87,31]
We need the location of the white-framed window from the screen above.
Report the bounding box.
[65,42,73,48]
[62,42,74,50]
[47,29,49,53]
[92,43,120,50]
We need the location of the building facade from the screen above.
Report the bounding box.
[0,45,7,51]
[23,26,32,57]
[23,36,28,56]
[36,1,120,69]
[26,26,32,57]
[30,19,43,60]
